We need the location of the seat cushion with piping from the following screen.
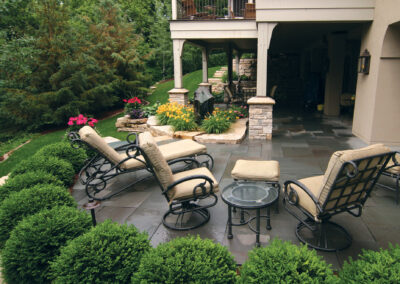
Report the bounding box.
[288,175,324,221]
[385,153,400,175]
[159,140,207,161]
[231,159,280,182]
[170,167,219,201]
[139,132,173,189]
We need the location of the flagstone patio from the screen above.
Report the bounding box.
[72,110,400,270]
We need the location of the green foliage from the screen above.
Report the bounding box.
[222,71,238,83]
[142,101,161,117]
[0,132,35,156]
[0,184,75,248]
[51,220,151,283]
[34,141,87,172]
[1,206,92,284]
[10,156,75,187]
[0,170,63,203]
[212,91,224,103]
[239,239,337,283]
[339,244,400,283]
[230,105,248,118]
[133,236,237,283]
[201,113,231,134]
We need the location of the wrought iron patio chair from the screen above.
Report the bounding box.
[377,153,400,204]
[283,144,395,251]
[68,126,214,201]
[138,131,218,230]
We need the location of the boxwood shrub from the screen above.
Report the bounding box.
[34,142,87,172]
[0,170,63,203]
[238,239,337,283]
[0,184,76,248]
[1,206,92,284]
[51,220,151,283]
[339,244,400,283]
[133,236,237,283]
[10,156,75,186]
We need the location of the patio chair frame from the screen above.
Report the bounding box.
[283,151,395,252]
[376,152,400,204]
[68,131,214,201]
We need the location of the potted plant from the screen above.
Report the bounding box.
[123,97,147,122]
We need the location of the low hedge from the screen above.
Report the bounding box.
[0,170,63,203]
[34,142,87,172]
[133,236,237,283]
[1,206,92,284]
[10,156,75,187]
[0,184,76,248]
[339,244,400,283]
[51,220,151,283]
[238,239,337,283]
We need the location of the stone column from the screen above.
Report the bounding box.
[248,96,275,140]
[199,47,212,92]
[256,23,277,97]
[324,33,346,116]
[235,53,241,76]
[169,39,189,105]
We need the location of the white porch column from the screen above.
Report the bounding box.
[324,33,346,116]
[256,23,277,97]
[235,53,241,76]
[170,39,188,105]
[172,0,177,20]
[202,47,208,83]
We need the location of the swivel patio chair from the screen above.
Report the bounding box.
[68,126,214,201]
[283,144,395,251]
[138,131,218,230]
[377,153,400,204]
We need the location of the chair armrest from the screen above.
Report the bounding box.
[167,157,200,168]
[164,175,215,199]
[284,180,322,213]
[126,132,138,145]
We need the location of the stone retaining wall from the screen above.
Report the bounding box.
[115,116,148,132]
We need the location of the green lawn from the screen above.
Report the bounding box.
[0,67,222,177]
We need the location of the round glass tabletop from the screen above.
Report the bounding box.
[221,181,279,209]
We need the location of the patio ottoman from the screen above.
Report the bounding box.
[231,159,281,212]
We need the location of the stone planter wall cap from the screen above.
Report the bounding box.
[198,82,211,86]
[247,96,276,105]
[168,88,189,94]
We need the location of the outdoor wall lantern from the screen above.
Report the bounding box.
[358,49,371,74]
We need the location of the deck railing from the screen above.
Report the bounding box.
[177,0,255,20]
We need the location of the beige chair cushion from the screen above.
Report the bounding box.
[139,132,173,189]
[385,153,400,175]
[159,140,207,161]
[319,144,391,205]
[170,167,219,201]
[231,160,280,182]
[289,175,324,220]
[79,126,122,165]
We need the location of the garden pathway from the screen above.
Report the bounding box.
[72,110,400,270]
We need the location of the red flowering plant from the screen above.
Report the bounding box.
[67,114,98,132]
[123,97,147,119]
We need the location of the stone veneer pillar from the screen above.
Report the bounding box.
[248,96,275,140]
[168,88,189,106]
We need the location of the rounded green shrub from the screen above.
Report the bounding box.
[0,184,76,248]
[51,220,151,283]
[0,170,63,203]
[339,244,400,283]
[1,206,92,284]
[133,236,237,283]
[10,156,75,186]
[238,239,337,283]
[34,141,88,172]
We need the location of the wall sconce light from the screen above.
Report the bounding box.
[358,49,371,74]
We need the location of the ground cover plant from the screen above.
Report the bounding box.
[1,206,92,284]
[0,170,63,203]
[339,244,400,283]
[133,236,237,283]
[0,184,75,248]
[51,220,151,283]
[156,101,198,131]
[238,239,337,283]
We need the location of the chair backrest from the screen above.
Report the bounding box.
[79,126,122,165]
[318,144,393,213]
[139,132,173,190]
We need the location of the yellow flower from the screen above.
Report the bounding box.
[236,117,239,120]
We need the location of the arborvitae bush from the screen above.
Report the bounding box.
[339,244,400,283]
[10,156,75,186]
[0,170,63,203]
[0,184,76,248]
[34,142,87,172]
[51,220,151,283]
[238,239,337,283]
[1,206,92,284]
[133,236,237,283]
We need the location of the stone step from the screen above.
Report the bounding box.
[208,78,223,84]
[213,72,225,78]
[220,66,228,71]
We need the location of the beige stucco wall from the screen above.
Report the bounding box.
[352,0,400,145]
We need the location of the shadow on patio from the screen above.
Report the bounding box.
[72,110,400,270]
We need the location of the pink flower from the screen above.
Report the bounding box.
[76,120,84,125]
[67,121,74,126]
[78,114,84,119]
[123,99,127,103]
[88,122,94,127]
[82,117,88,124]
[70,117,78,121]
[91,119,98,123]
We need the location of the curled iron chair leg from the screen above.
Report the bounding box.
[162,203,211,231]
[296,219,352,252]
